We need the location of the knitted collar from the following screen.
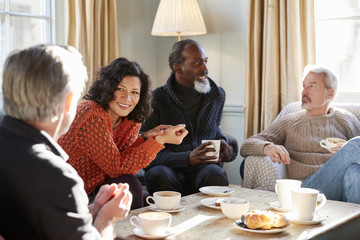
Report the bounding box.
[164,72,221,105]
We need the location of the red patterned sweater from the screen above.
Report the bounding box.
[58,100,164,193]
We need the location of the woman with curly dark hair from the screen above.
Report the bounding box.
[58,57,188,209]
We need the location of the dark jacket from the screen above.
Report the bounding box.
[0,115,100,240]
[141,72,237,170]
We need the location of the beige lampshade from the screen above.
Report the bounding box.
[151,0,207,39]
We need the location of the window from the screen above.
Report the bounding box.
[315,0,360,103]
[0,0,54,89]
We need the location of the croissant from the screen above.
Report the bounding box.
[272,212,288,228]
[245,209,288,230]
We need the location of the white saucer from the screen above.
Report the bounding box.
[133,227,174,239]
[268,201,292,212]
[149,205,185,213]
[285,212,325,225]
[199,186,235,197]
[233,221,293,234]
[200,197,225,210]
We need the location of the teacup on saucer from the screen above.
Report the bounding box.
[130,212,172,236]
[146,191,181,210]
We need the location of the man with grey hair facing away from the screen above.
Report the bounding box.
[240,65,360,203]
[0,45,132,239]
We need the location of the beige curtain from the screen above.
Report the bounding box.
[245,0,315,138]
[67,0,119,94]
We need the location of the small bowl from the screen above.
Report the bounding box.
[221,198,250,219]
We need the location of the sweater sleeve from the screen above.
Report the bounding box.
[142,114,192,168]
[146,148,191,169]
[75,112,164,176]
[240,117,290,157]
[334,109,360,139]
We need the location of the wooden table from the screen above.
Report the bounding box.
[113,185,360,239]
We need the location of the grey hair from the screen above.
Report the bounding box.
[303,64,338,95]
[2,44,87,122]
[168,39,199,71]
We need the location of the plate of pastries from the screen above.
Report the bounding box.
[234,209,292,234]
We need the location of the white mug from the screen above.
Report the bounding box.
[146,191,181,210]
[275,179,302,209]
[292,188,327,221]
[220,198,250,219]
[320,137,346,153]
[130,212,172,236]
[201,140,221,162]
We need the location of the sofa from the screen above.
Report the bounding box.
[242,101,360,192]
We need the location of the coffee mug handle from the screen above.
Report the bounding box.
[129,216,140,228]
[274,183,278,194]
[146,196,155,206]
[316,193,327,211]
[320,140,327,149]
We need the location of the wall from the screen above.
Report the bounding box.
[117,0,248,184]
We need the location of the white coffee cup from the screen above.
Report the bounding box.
[320,137,347,153]
[146,191,181,210]
[201,140,221,162]
[220,198,250,219]
[130,212,172,236]
[275,179,302,209]
[292,188,327,221]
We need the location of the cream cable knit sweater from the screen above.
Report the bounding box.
[240,107,360,181]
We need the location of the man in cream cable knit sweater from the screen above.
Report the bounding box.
[240,65,360,203]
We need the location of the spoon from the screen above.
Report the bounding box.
[235,215,248,228]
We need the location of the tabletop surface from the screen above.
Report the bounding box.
[113,184,360,240]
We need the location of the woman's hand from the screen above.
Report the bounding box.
[143,125,173,139]
[154,124,188,145]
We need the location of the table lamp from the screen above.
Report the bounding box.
[151,0,207,41]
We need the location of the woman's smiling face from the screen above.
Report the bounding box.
[107,75,141,123]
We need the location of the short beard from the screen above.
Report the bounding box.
[194,78,211,94]
[301,95,311,109]
[301,102,310,110]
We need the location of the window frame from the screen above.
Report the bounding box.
[314,0,360,103]
[0,0,55,94]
